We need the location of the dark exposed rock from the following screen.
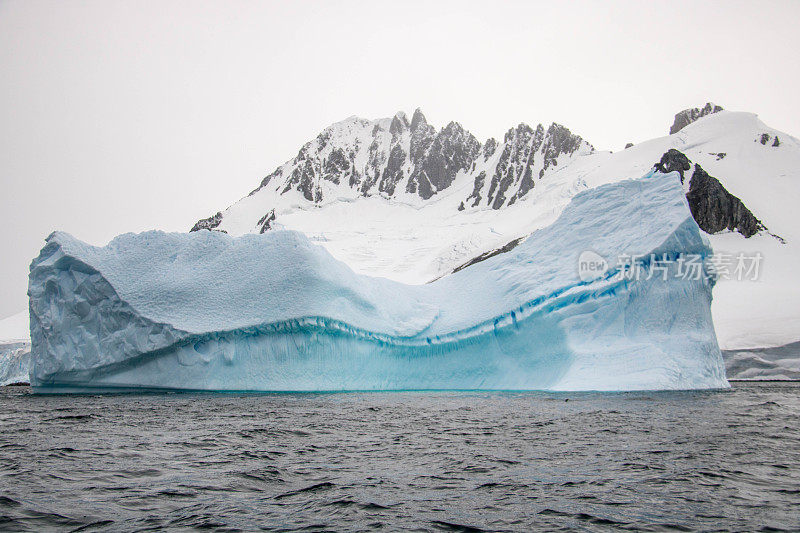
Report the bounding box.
[773,136,780,147]
[483,138,498,159]
[760,133,771,145]
[322,147,349,185]
[190,212,223,232]
[509,125,546,205]
[360,127,390,195]
[410,108,428,133]
[451,237,526,273]
[457,201,465,211]
[487,124,540,209]
[254,174,274,195]
[377,112,412,196]
[654,149,692,183]
[282,144,323,202]
[686,164,765,238]
[409,108,435,164]
[466,171,486,207]
[404,109,437,197]
[389,111,409,135]
[378,144,407,196]
[538,123,588,178]
[625,143,634,149]
[465,141,496,207]
[406,121,481,200]
[653,149,767,238]
[482,122,591,209]
[669,102,723,134]
[234,108,590,223]
[711,152,726,160]
[257,209,276,234]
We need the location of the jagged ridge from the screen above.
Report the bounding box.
[670,103,724,135]
[192,109,594,232]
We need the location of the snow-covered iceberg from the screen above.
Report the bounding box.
[28,172,728,392]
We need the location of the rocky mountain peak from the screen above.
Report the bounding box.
[194,109,593,231]
[483,138,498,159]
[503,123,535,143]
[410,108,429,132]
[541,123,590,173]
[473,122,593,211]
[390,111,409,135]
[406,120,481,200]
[670,102,724,135]
[191,212,223,232]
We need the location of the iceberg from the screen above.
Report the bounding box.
[0,310,32,385]
[0,342,31,386]
[28,172,728,392]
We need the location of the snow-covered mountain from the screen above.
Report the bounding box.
[192,104,800,367]
[669,102,724,135]
[192,110,595,283]
[193,109,593,228]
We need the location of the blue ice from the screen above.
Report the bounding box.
[27,171,728,392]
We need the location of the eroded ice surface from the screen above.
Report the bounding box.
[28,172,728,392]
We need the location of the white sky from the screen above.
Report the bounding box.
[1,0,799,318]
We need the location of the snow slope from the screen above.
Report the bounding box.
[0,309,29,342]
[724,341,800,381]
[28,173,727,392]
[560,111,800,350]
[201,108,800,353]
[199,109,593,285]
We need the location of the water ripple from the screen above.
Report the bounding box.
[0,382,798,531]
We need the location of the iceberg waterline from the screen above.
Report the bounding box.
[27,171,728,392]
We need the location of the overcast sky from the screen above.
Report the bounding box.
[1,0,799,318]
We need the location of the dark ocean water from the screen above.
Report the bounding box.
[0,383,799,532]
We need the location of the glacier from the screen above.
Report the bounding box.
[0,342,31,386]
[27,172,728,392]
[0,310,32,385]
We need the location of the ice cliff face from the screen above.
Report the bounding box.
[30,173,727,392]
